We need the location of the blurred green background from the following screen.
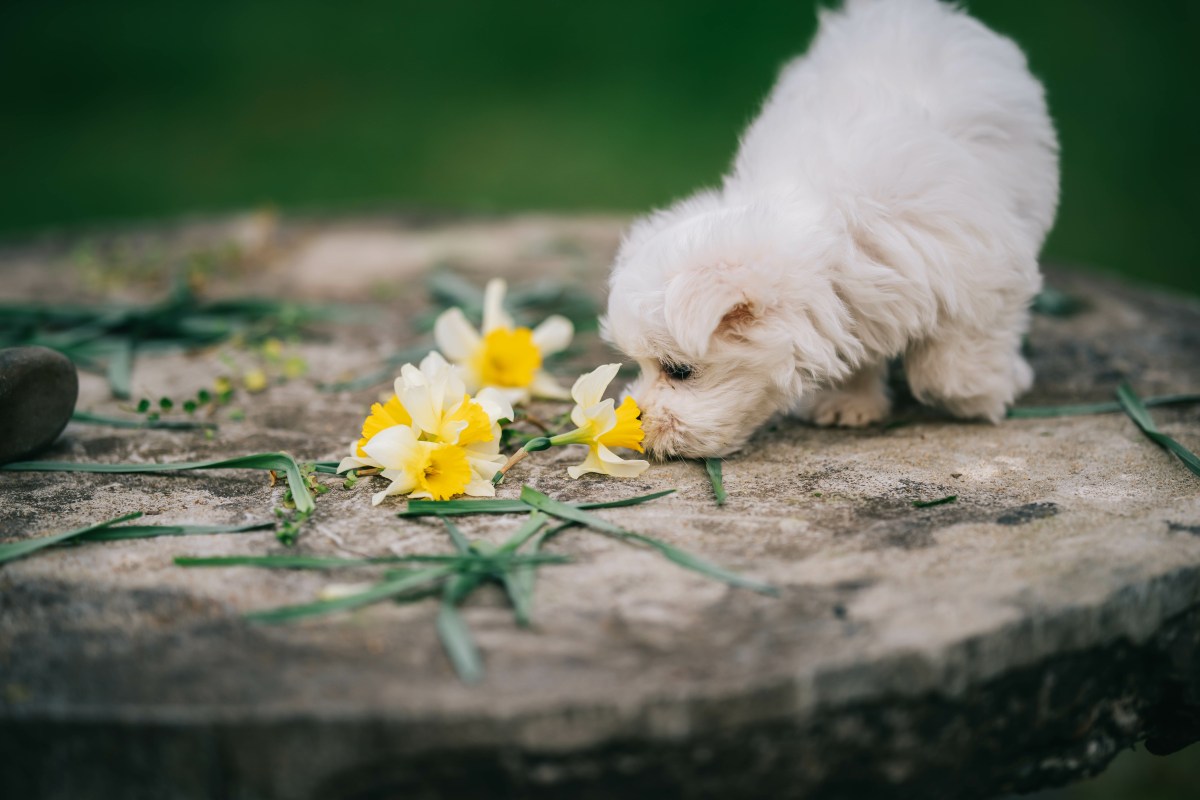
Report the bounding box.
[0,1,1196,795]
[1,0,1197,293]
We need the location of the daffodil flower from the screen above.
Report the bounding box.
[337,352,513,503]
[493,363,649,482]
[433,278,573,404]
[554,363,649,479]
[359,425,482,504]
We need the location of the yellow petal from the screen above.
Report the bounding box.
[597,395,645,452]
[356,395,412,456]
[471,327,542,389]
[416,444,473,501]
[446,395,495,447]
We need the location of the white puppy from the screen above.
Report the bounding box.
[604,0,1059,458]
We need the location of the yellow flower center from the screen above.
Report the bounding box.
[411,443,472,501]
[356,395,413,457]
[597,396,645,452]
[446,394,495,446]
[471,327,541,388]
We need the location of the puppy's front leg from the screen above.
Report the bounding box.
[904,321,1033,423]
[797,360,891,428]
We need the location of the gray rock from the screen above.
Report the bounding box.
[0,346,78,463]
[0,214,1198,800]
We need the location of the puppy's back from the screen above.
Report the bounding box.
[730,0,1059,243]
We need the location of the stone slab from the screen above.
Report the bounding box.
[1,213,1198,799]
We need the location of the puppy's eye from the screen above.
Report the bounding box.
[662,362,694,381]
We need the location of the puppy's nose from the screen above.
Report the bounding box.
[638,407,679,458]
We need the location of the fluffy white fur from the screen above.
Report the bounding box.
[604,0,1059,458]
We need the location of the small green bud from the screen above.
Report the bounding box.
[523,436,552,453]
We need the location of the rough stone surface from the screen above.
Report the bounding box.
[0,213,1198,800]
[0,345,79,463]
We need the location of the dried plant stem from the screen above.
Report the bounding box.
[494,449,530,482]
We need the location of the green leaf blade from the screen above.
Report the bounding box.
[0,512,144,564]
[1008,393,1200,419]
[704,458,727,506]
[245,566,455,624]
[1117,384,1200,478]
[519,486,778,597]
[1,452,315,513]
[437,575,485,684]
[398,489,675,518]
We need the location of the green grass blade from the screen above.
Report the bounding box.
[70,410,217,430]
[245,565,455,623]
[1008,393,1200,419]
[83,520,273,541]
[178,554,395,569]
[106,339,134,399]
[625,532,779,596]
[1031,287,1085,317]
[176,552,566,570]
[427,270,485,318]
[912,495,957,508]
[503,521,576,627]
[501,569,534,627]
[398,489,676,518]
[520,486,778,596]
[400,499,530,516]
[1,452,315,513]
[439,515,473,555]
[1117,384,1200,478]
[437,575,485,684]
[0,512,143,564]
[495,512,549,625]
[497,511,548,554]
[704,458,727,506]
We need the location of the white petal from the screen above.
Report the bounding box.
[595,443,650,477]
[531,315,574,355]
[491,385,530,406]
[434,308,481,362]
[362,425,420,469]
[571,364,620,409]
[530,371,571,401]
[380,466,419,496]
[567,447,608,479]
[337,454,378,473]
[467,452,504,480]
[473,387,514,424]
[399,364,424,390]
[464,478,497,497]
[419,350,451,374]
[372,480,410,506]
[466,436,502,460]
[572,399,615,436]
[438,418,469,445]
[481,278,513,333]
[400,384,441,438]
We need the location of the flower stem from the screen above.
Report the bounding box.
[492,436,552,484]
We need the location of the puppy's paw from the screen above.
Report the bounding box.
[804,389,891,428]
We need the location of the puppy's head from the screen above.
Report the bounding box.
[604,195,858,458]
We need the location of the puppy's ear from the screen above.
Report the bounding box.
[664,267,762,357]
